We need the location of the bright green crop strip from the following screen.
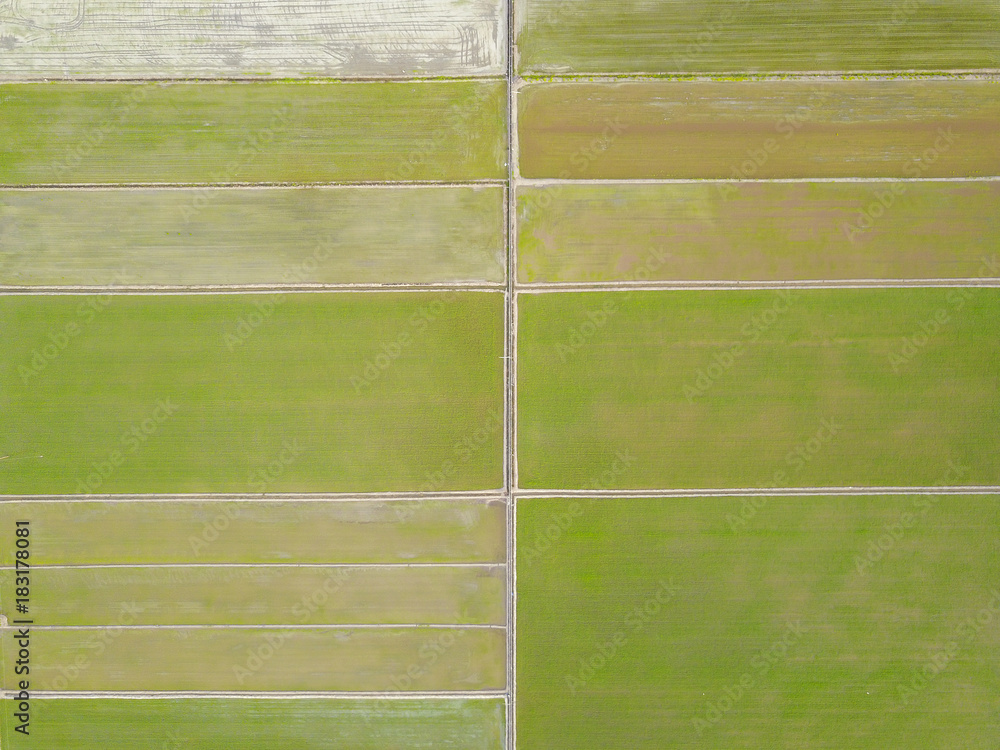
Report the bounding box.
[0,698,505,749]
[518,288,1000,489]
[516,0,1000,73]
[0,81,507,184]
[0,292,504,494]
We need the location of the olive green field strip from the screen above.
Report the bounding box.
[0,293,504,495]
[0,500,505,565]
[0,81,507,185]
[0,626,507,692]
[0,697,506,750]
[0,0,506,78]
[0,565,505,626]
[0,186,505,287]
[514,0,1000,74]
[516,182,1000,284]
[517,80,1000,180]
[516,288,1000,490]
[516,495,1000,750]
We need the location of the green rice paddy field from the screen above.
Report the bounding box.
[0,81,507,184]
[517,288,1000,489]
[518,80,1000,180]
[0,292,503,494]
[0,565,506,626]
[0,698,506,750]
[516,495,1000,749]
[515,0,1000,73]
[1,626,506,692]
[517,183,1000,283]
[1,186,506,286]
[0,499,506,565]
